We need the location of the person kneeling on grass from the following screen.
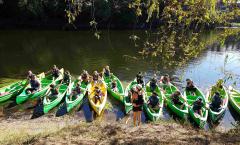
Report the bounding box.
[170,91,185,109]
[69,83,82,101]
[26,75,41,94]
[193,98,204,116]
[46,84,59,102]
[210,92,223,112]
[94,86,103,104]
[147,91,160,111]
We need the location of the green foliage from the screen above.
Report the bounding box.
[65,0,83,24]
[1,0,239,29]
[136,27,240,68]
[18,0,44,18]
[127,0,240,28]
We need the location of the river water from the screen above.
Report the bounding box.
[0,29,240,131]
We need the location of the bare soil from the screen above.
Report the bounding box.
[0,113,239,145]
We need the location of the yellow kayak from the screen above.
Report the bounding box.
[87,80,107,116]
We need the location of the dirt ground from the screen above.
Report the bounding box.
[0,113,239,145]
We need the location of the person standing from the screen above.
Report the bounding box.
[131,84,144,126]
[131,87,139,126]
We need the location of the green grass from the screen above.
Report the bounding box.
[0,78,21,88]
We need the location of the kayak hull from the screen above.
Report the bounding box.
[43,82,70,114]
[228,86,240,115]
[88,81,107,116]
[16,69,63,104]
[65,80,87,112]
[162,83,188,119]
[104,74,124,103]
[0,80,28,103]
[207,86,228,123]
[144,82,164,121]
[184,87,208,128]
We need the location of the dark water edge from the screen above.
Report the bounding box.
[0,18,160,30]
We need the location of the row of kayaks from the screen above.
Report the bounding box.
[0,68,107,116]
[1,70,240,128]
[104,75,239,128]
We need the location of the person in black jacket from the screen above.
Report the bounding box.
[210,92,223,112]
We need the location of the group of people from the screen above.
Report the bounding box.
[24,65,224,124]
[26,65,62,101]
[129,72,224,126]
[130,73,170,126]
[185,79,224,116]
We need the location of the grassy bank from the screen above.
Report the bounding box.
[0,115,239,145]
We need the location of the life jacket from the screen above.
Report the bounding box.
[104,69,110,77]
[111,82,117,88]
[212,94,222,107]
[149,96,159,106]
[50,88,59,95]
[52,68,60,77]
[27,74,35,80]
[30,80,40,89]
[63,74,70,82]
[82,74,88,80]
[93,74,99,81]
[172,94,180,103]
[193,101,203,111]
[74,86,81,94]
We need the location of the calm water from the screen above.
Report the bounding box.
[0,29,240,130]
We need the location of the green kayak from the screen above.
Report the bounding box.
[0,80,28,103]
[184,87,208,128]
[207,86,228,123]
[143,82,164,121]
[162,83,188,119]
[43,82,70,114]
[65,80,87,112]
[124,80,138,114]
[228,86,240,115]
[16,69,64,104]
[104,74,124,103]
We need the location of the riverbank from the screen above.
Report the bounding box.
[0,113,239,145]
